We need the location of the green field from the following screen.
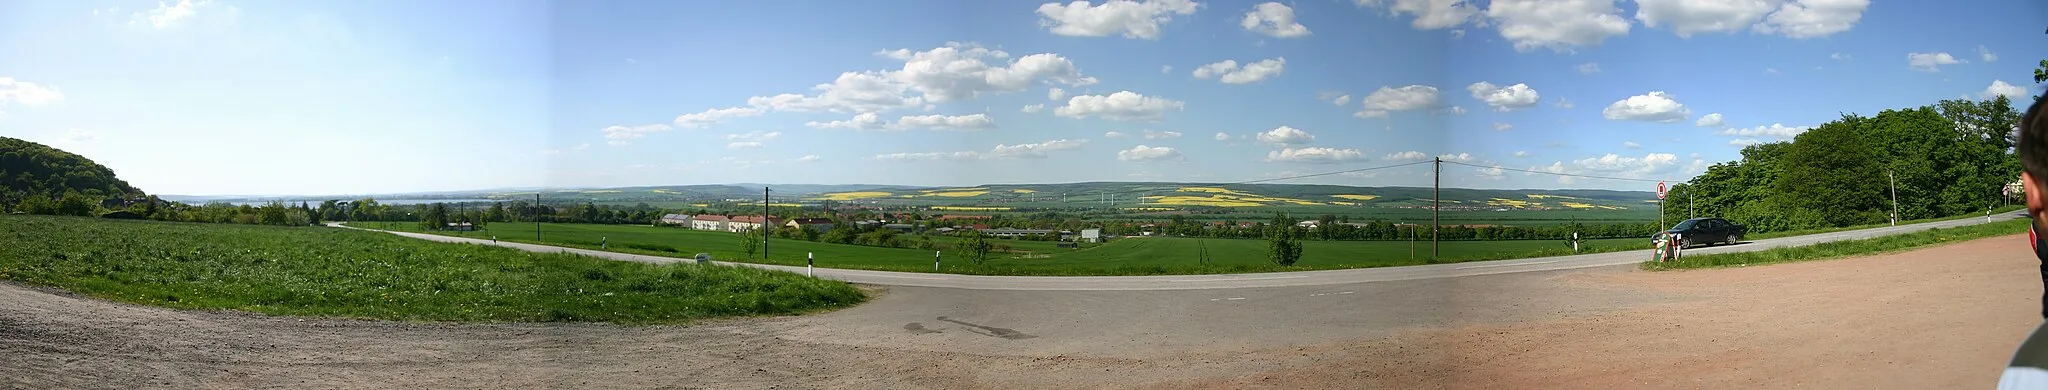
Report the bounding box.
[0,215,865,324]
[375,221,1650,276]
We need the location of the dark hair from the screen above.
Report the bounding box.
[2023,97,2048,185]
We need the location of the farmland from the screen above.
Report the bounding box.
[380,221,1648,276]
[0,214,865,324]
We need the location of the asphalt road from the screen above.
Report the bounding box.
[332,211,2027,291]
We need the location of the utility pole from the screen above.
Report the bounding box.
[535,193,542,242]
[1889,170,1899,226]
[1432,156,1440,262]
[763,187,771,261]
[1687,189,1693,219]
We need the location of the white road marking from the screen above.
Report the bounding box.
[1168,276,1308,283]
[1336,291,1354,295]
[1224,297,1246,301]
[1455,260,1560,270]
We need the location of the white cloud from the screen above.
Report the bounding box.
[674,107,764,128]
[1602,91,1690,123]
[1049,87,1068,101]
[988,139,1089,159]
[1105,131,1129,138]
[1022,104,1046,113]
[55,129,100,145]
[1054,91,1185,121]
[1437,153,1474,163]
[0,77,65,107]
[1830,52,1852,60]
[1555,97,1576,109]
[1577,62,1602,74]
[728,142,764,149]
[895,114,996,131]
[1752,0,1870,39]
[795,155,822,163]
[1719,123,1810,138]
[1485,0,1632,53]
[1384,151,1429,161]
[1036,0,1201,39]
[1256,126,1316,145]
[1696,112,1724,127]
[1118,145,1185,162]
[133,0,213,29]
[1355,85,1441,118]
[1982,80,2029,100]
[1267,147,1368,164]
[1492,122,1514,131]
[722,131,783,141]
[1431,106,1467,116]
[1906,52,1963,72]
[1531,161,1575,184]
[880,43,1099,103]
[745,71,919,114]
[1191,57,1288,84]
[1161,65,1174,74]
[600,124,673,143]
[1572,152,1679,176]
[1979,45,1998,62]
[1142,129,1182,139]
[1513,151,1531,158]
[1242,2,1312,38]
[805,112,887,130]
[1623,141,1642,149]
[1213,132,1231,141]
[1466,81,1541,111]
[1763,67,1779,75]
[871,151,984,162]
[1354,0,1479,30]
[1729,138,1763,147]
[1632,0,1777,38]
[1333,94,1352,105]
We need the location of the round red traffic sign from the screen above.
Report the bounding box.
[1656,181,1667,199]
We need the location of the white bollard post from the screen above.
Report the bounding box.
[1572,232,1579,253]
[808,252,814,277]
[934,251,941,271]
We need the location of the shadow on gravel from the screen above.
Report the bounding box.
[937,316,1037,340]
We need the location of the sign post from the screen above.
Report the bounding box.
[1656,181,1668,233]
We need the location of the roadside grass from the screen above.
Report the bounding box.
[0,214,866,324]
[1744,205,2024,240]
[1641,218,2030,271]
[363,221,1647,276]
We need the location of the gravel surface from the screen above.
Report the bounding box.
[5,234,2041,389]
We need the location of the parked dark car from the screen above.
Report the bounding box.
[694,253,713,264]
[1658,217,1746,248]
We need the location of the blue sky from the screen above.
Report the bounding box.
[1,0,2043,195]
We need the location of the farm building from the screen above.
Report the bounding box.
[785,218,835,232]
[977,227,1054,238]
[690,215,730,231]
[659,213,693,225]
[1079,228,1102,243]
[445,222,476,231]
[727,216,785,232]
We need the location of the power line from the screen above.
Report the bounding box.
[1442,160,1670,183]
[969,160,1436,205]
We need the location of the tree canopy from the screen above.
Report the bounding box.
[0,137,146,212]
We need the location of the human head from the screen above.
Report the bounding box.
[2020,97,2048,220]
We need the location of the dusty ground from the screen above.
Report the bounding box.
[4,234,2042,389]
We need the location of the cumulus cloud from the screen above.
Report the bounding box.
[1267,147,1368,164]
[879,43,1100,103]
[872,139,1089,161]
[1719,123,1811,138]
[1577,62,1601,74]
[1513,151,1531,158]
[1466,81,1541,111]
[1054,91,1185,121]
[1191,57,1288,84]
[1256,126,1316,145]
[723,131,782,141]
[1979,45,1998,62]
[1752,0,1870,39]
[1602,91,1690,123]
[600,124,673,145]
[1437,153,1474,163]
[745,71,919,113]
[727,142,764,149]
[1432,106,1467,116]
[1623,141,1642,149]
[1696,112,1725,127]
[1485,0,1632,53]
[1906,52,1963,72]
[1981,80,2028,100]
[805,112,887,130]
[1118,145,1185,162]
[1633,0,1777,38]
[1354,0,1479,30]
[1242,2,1312,38]
[894,114,996,131]
[795,155,822,163]
[1021,104,1046,113]
[1384,151,1428,161]
[1493,122,1514,131]
[1729,138,1763,147]
[0,77,65,107]
[132,0,224,29]
[1142,129,1182,139]
[1356,85,1441,118]
[1554,97,1576,109]
[1333,95,1352,105]
[1572,152,1680,177]
[1036,0,1201,39]
[1105,131,1129,138]
[1214,132,1231,141]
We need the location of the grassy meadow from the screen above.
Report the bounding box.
[0,214,866,324]
[1642,218,2030,271]
[379,221,1649,276]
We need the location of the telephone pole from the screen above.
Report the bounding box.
[534,193,542,242]
[1889,170,1899,226]
[1432,156,1440,262]
[763,187,771,260]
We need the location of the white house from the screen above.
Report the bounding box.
[1079,228,1102,243]
[690,215,729,231]
[659,213,693,225]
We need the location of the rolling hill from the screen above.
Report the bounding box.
[0,136,146,207]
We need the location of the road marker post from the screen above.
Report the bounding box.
[934,251,941,271]
[808,252,814,277]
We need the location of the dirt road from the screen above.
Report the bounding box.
[5,234,2042,389]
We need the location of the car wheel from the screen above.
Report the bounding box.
[1728,234,1742,244]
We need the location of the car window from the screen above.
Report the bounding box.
[1672,220,1698,230]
